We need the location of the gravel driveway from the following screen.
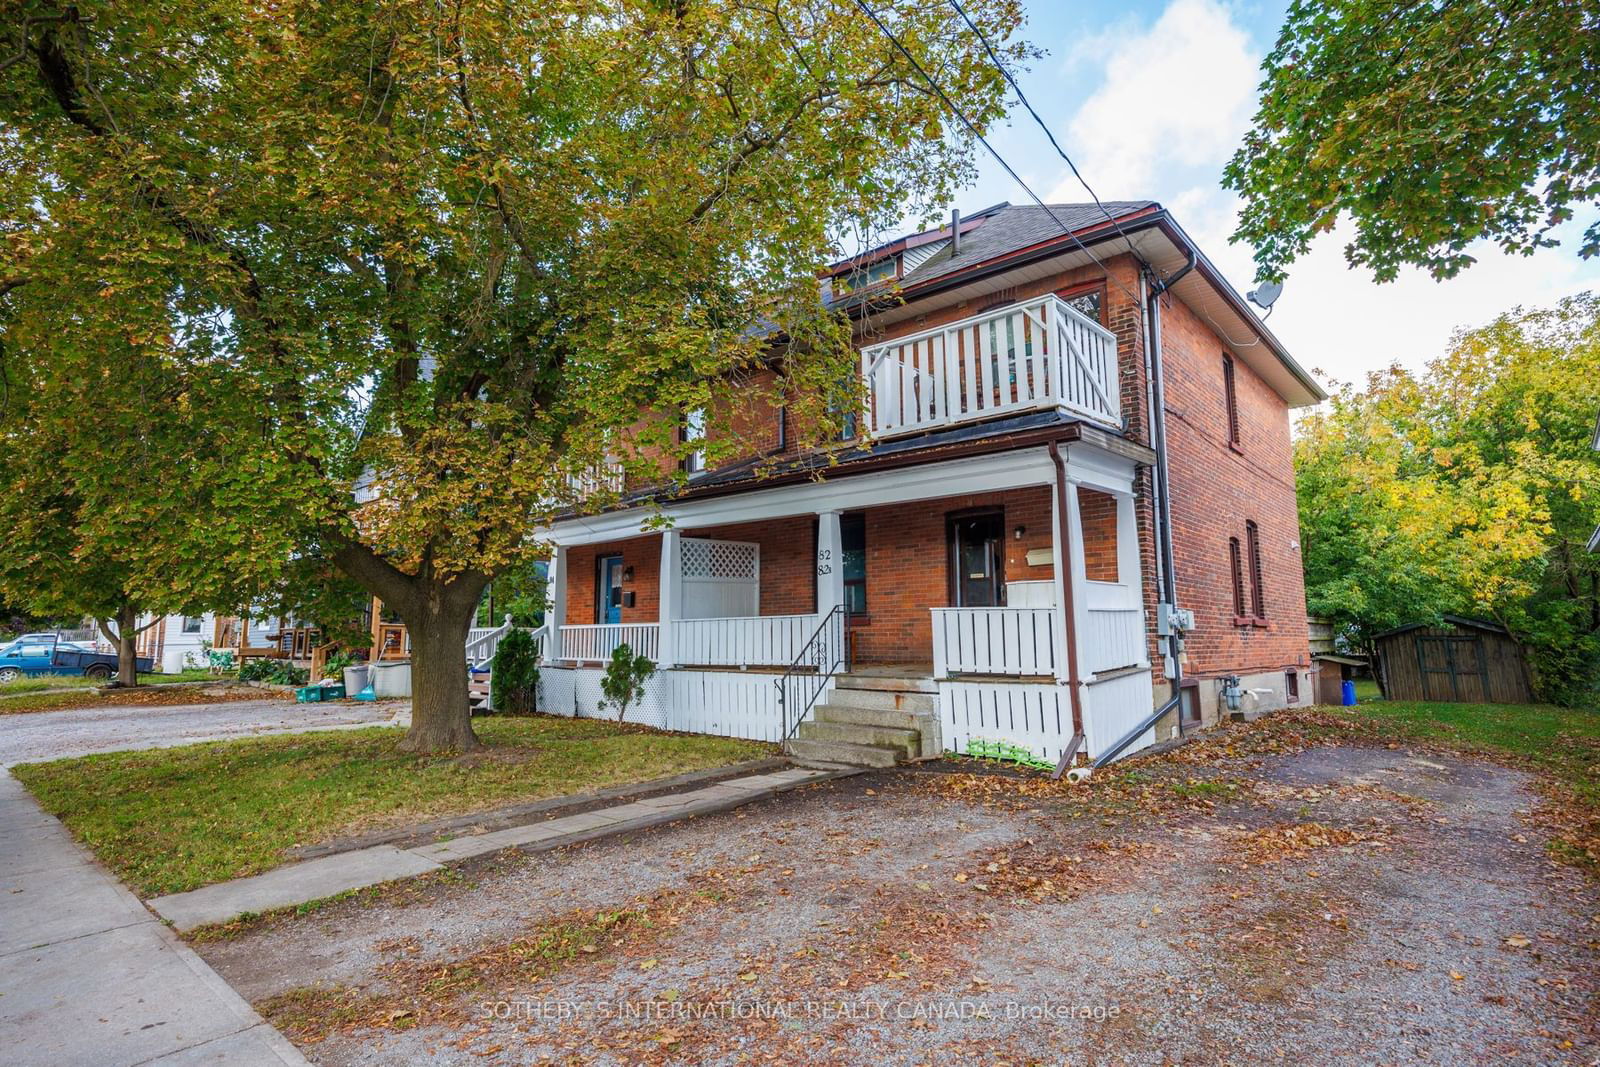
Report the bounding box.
[0,696,402,768]
[195,729,1599,1066]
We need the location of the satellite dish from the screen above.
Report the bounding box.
[1246,281,1283,309]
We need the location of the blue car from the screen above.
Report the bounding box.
[0,636,151,683]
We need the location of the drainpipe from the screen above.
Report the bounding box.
[1047,441,1087,768]
[1080,245,1197,777]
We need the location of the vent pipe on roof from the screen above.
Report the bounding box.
[950,208,961,255]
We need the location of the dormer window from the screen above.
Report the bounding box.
[838,256,898,293]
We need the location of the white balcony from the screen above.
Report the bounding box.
[860,294,1121,439]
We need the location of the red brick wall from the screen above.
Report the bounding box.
[1157,291,1311,678]
[1078,487,1120,583]
[852,487,1054,664]
[564,538,661,626]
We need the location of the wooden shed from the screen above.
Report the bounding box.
[1373,616,1535,704]
[1312,654,1367,705]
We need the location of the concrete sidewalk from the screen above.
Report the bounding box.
[0,773,307,1066]
[152,766,850,932]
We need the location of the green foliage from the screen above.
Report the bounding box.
[1295,293,1600,703]
[321,650,359,678]
[1226,0,1600,282]
[600,644,656,723]
[490,629,540,715]
[239,659,310,686]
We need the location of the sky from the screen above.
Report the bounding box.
[933,0,1600,396]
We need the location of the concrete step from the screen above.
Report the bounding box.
[785,738,902,769]
[796,719,919,758]
[814,702,921,731]
[835,673,937,694]
[825,685,938,714]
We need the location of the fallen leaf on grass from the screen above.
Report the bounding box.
[1504,935,1532,949]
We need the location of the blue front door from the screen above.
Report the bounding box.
[599,556,624,624]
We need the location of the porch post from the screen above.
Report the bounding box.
[815,510,845,613]
[1048,483,1073,685]
[546,544,567,663]
[1061,480,1092,678]
[657,529,680,668]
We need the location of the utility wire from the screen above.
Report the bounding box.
[849,0,1140,306]
[944,0,1153,276]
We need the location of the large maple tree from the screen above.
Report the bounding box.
[0,0,1019,748]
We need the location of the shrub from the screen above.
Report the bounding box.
[490,629,540,715]
[600,644,655,723]
[238,658,309,686]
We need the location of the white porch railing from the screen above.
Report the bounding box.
[559,623,659,664]
[466,616,512,666]
[1083,606,1146,675]
[861,294,1120,439]
[672,614,819,668]
[931,607,1059,677]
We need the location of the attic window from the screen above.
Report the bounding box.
[839,257,897,293]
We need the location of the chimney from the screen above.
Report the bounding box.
[951,208,961,255]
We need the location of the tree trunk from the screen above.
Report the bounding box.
[398,588,481,752]
[331,541,489,753]
[95,603,143,687]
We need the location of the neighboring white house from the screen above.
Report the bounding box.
[136,612,286,673]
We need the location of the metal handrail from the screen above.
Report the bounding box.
[774,605,849,741]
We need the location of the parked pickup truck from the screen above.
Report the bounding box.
[0,636,151,683]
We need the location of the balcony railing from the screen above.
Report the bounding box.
[860,294,1120,439]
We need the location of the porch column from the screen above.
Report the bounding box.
[657,529,680,668]
[546,544,567,662]
[815,509,845,613]
[1061,481,1092,680]
[1048,481,1073,685]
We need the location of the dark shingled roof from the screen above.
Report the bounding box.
[899,202,1154,287]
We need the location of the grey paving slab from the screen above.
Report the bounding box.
[0,770,308,1066]
[143,1023,306,1065]
[412,821,568,862]
[150,845,441,932]
[0,859,152,955]
[0,922,294,1067]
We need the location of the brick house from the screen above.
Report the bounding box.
[536,201,1324,768]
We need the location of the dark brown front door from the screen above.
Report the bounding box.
[949,511,1005,607]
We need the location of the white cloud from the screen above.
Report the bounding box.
[1036,0,1600,392]
[1052,0,1257,198]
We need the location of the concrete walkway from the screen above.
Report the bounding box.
[0,773,307,1066]
[151,766,847,932]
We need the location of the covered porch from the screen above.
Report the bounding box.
[540,441,1158,760]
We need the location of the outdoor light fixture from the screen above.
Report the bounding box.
[1013,525,1026,540]
[622,566,634,581]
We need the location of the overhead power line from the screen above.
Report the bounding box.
[849,0,1140,305]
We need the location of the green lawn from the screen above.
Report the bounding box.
[1351,699,1600,806]
[13,716,771,896]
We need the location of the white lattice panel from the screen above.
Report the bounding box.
[681,538,758,581]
